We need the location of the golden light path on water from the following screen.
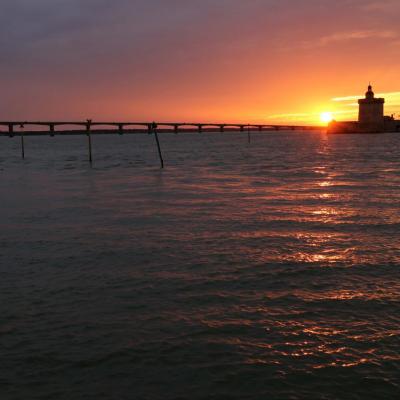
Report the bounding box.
[1,131,400,399]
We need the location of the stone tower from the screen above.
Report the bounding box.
[358,84,385,132]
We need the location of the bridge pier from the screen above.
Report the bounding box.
[174,125,179,134]
[118,124,124,135]
[49,124,55,137]
[220,125,225,133]
[239,125,244,132]
[198,125,203,133]
[8,124,14,137]
[258,125,263,131]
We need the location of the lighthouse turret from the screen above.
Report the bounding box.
[365,84,374,100]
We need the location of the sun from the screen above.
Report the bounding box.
[320,112,334,123]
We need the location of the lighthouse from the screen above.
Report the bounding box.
[328,84,400,134]
[358,84,385,132]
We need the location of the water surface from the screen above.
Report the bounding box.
[1,131,400,399]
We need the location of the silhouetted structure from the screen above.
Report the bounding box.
[328,85,400,134]
[0,120,324,165]
[358,85,385,132]
[0,121,323,135]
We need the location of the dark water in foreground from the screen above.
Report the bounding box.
[1,131,400,399]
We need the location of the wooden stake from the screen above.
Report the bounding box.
[88,134,92,164]
[21,134,25,159]
[20,124,25,159]
[152,122,164,168]
[86,120,92,164]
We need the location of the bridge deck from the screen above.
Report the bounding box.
[0,121,324,136]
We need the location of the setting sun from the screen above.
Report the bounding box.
[320,112,333,123]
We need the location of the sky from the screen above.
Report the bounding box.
[1,0,400,124]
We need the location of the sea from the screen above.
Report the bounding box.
[1,131,400,400]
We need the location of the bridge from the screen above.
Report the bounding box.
[0,121,323,135]
[0,120,325,168]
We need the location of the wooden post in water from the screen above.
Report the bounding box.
[151,122,164,169]
[20,124,25,159]
[86,119,92,164]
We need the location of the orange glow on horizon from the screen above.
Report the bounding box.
[2,2,400,124]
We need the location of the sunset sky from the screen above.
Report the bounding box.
[1,0,400,124]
